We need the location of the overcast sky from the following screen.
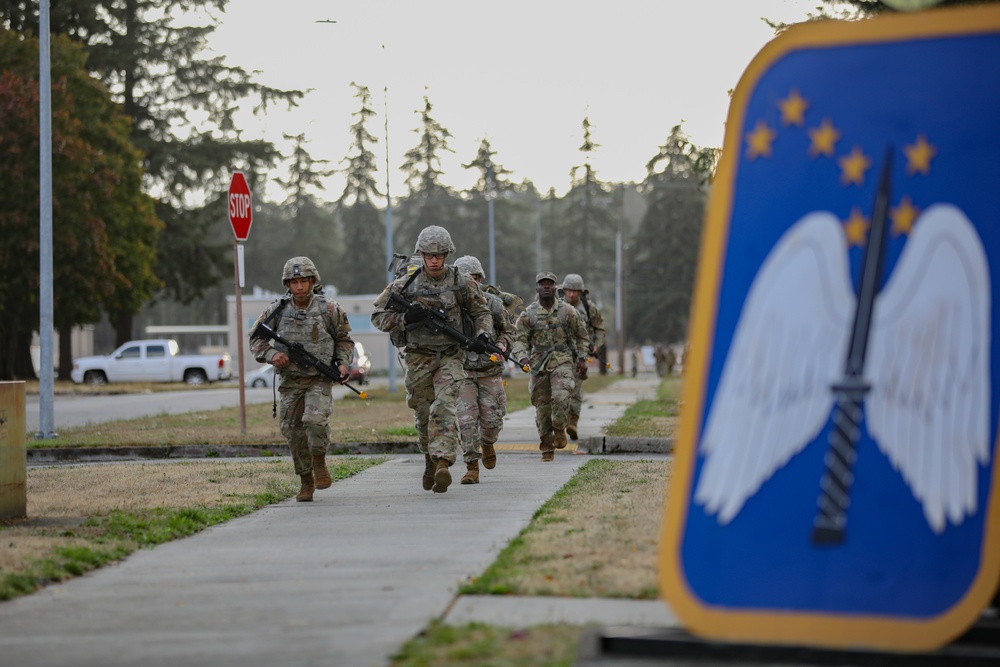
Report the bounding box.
[208,0,818,200]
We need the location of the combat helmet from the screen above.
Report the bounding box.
[453,255,485,278]
[282,256,320,285]
[414,225,456,255]
[561,273,586,291]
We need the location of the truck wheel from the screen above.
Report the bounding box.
[184,369,208,385]
[84,370,107,385]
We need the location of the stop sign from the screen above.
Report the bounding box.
[228,171,253,241]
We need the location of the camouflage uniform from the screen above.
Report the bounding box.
[370,228,492,470]
[511,273,590,455]
[249,260,354,478]
[453,256,517,467]
[560,273,606,432]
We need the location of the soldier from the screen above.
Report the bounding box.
[559,273,606,440]
[248,257,355,502]
[511,271,590,461]
[453,255,517,484]
[371,226,493,493]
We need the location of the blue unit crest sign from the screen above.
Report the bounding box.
[661,6,1000,652]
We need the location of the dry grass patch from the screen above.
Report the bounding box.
[0,457,382,600]
[464,459,671,599]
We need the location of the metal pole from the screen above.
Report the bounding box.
[486,164,496,286]
[234,239,246,434]
[384,86,396,393]
[38,0,56,439]
[616,186,626,375]
[535,200,542,274]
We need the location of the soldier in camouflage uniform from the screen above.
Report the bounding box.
[559,273,606,440]
[511,271,590,461]
[249,257,355,502]
[371,226,493,493]
[453,255,517,484]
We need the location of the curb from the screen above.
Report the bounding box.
[581,436,675,455]
[25,439,672,465]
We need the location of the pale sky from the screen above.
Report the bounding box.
[208,0,818,201]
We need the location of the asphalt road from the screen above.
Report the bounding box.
[23,382,370,435]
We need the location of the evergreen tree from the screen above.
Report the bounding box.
[0,31,160,379]
[1,0,302,342]
[336,83,386,295]
[626,125,716,345]
[396,94,461,251]
[560,117,617,299]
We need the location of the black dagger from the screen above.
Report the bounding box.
[811,146,893,546]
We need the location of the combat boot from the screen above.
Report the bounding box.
[461,460,480,484]
[432,458,452,493]
[541,450,555,462]
[481,443,497,470]
[312,453,332,489]
[566,416,579,441]
[422,453,435,491]
[296,472,315,502]
[553,428,568,449]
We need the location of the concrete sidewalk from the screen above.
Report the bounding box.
[0,373,677,667]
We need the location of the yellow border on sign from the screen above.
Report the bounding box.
[659,4,1000,653]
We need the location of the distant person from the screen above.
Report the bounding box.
[248,257,355,502]
[653,345,667,378]
[370,226,493,493]
[631,349,639,378]
[453,255,516,484]
[511,272,590,461]
[559,273,606,440]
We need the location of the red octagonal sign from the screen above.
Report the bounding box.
[228,171,253,241]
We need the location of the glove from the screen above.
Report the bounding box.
[404,304,429,324]
[467,333,490,354]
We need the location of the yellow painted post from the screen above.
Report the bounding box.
[0,382,27,519]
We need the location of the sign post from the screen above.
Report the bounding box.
[228,172,253,434]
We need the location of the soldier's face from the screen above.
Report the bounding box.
[537,280,556,300]
[421,252,448,278]
[288,277,313,300]
[563,288,581,304]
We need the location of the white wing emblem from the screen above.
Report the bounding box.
[694,204,991,533]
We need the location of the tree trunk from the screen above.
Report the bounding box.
[58,321,74,380]
[114,310,134,347]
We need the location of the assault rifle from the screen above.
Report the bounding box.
[387,291,529,373]
[251,322,368,399]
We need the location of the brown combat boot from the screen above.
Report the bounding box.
[432,458,452,493]
[422,453,435,491]
[295,472,315,502]
[461,460,480,484]
[566,417,579,441]
[312,453,332,489]
[481,443,497,470]
[541,450,555,462]
[553,428,568,449]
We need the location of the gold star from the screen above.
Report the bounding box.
[904,134,936,175]
[808,119,840,158]
[778,89,809,127]
[844,208,870,247]
[891,196,920,236]
[745,120,777,160]
[839,147,872,186]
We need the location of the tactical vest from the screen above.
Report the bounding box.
[464,290,505,369]
[526,301,576,350]
[275,294,338,377]
[404,267,467,351]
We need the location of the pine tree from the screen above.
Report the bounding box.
[396,94,461,252]
[627,125,716,344]
[336,83,387,295]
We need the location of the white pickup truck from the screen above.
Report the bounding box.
[70,339,232,385]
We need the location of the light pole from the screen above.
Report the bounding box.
[486,162,496,286]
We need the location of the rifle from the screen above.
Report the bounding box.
[387,291,529,373]
[251,322,368,399]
